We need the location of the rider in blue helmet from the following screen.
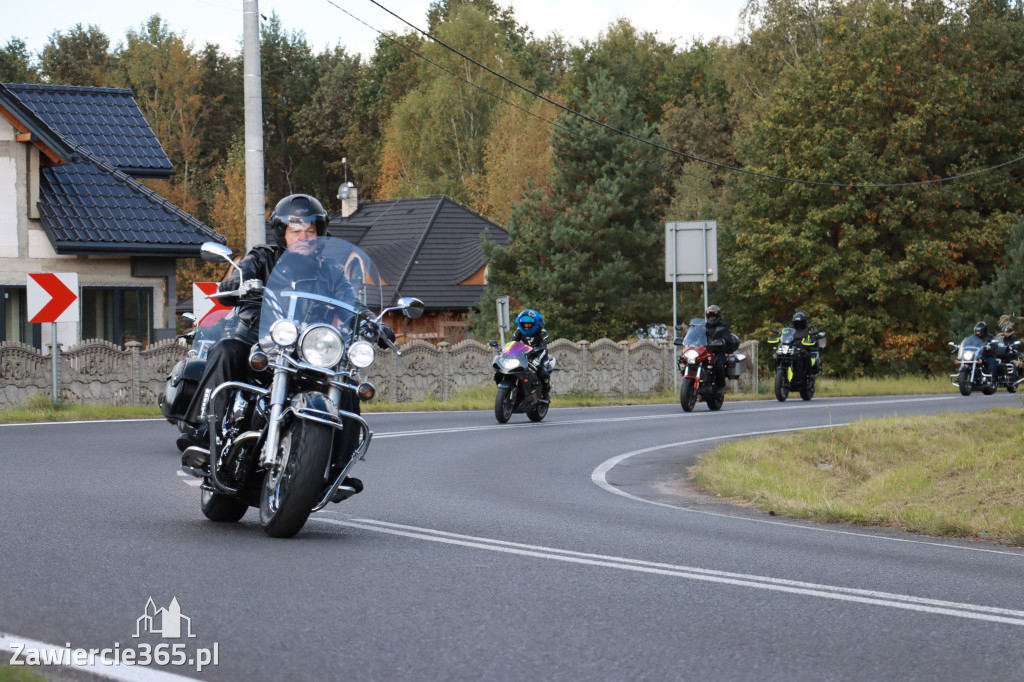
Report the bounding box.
[512,309,551,401]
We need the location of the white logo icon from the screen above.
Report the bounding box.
[133,598,196,639]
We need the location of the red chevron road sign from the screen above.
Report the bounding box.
[27,272,79,324]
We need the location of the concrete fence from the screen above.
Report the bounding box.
[0,338,759,408]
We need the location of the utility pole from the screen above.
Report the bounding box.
[243,0,266,251]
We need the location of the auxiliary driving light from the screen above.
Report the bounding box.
[357,382,376,401]
[249,349,270,371]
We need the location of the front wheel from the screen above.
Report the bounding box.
[799,376,816,401]
[260,419,333,538]
[200,487,248,523]
[774,367,789,402]
[680,377,698,412]
[495,386,514,423]
[957,369,972,396]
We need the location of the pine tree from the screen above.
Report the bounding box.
[478,71,668,341]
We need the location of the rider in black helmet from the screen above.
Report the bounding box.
[790,311,818,386]
[705,305,731,391]
[179,194,393,465]
[974,321,999,380]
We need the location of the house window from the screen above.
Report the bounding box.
[0,286,41,348]
[82,287,152,348]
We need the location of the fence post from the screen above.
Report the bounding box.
[126,342,142,405]
[579,341,589,394]
[438,342,450,402]
[620,340,630,397]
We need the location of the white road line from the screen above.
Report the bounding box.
[0,633,197,681]
[591,426,1024,557]
[314,517,1024,626]
[372,395,958,439]
[175,471,202,487]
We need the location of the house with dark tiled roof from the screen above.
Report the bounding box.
[0,82,223,349]
[313,189,509,342]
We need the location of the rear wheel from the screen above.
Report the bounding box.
[259,419,333,538]
[494,386,514,423]
[799,376,816,401]
[680,378,698,412]
[200,486,248,522]
[526,400,548,422]
[706,390,724,411]
[957,369,972,396]
[774,367,789,402]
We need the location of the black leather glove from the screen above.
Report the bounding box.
[377,321,396,349]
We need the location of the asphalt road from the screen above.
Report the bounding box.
[1,392,1022,681]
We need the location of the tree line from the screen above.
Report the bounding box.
[3,0,1023,375]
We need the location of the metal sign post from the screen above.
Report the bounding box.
[665,222,718,392]
[496,296,510,346]
[27,272,80,404]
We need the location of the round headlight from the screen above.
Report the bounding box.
[300,325,345,368]
[684,349,699,362]
[270,319,299,347]
[963,350,975,361]
[348,340,375,368]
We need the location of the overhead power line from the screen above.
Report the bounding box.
[356,0,1024,190]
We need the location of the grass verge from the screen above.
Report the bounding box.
[691,406,1024,545]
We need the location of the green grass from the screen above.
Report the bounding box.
[692,406,1024,545]
[0,375,971,422]
[0,661,46,682]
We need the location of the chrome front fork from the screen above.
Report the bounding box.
[259,367,291,468]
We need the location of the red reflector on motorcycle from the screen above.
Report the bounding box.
[249,350,269,371]
[357,382,376,401]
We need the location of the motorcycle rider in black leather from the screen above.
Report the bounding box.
[511,308,551,401]
[974,321,998,378]
[179,194,394,472]
[705,305,730,391]
[790,311,817,386]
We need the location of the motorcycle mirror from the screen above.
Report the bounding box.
[948,341,957,348]
[397,297,425,319]
[488,340,500,348]
[672,338,684,346]
[182,312,196,327]
[200,242,233,264]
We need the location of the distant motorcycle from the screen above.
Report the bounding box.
[488,339,554,423]
[673,318,745,412]
[948,334,1023,395]
[767,327,827,401]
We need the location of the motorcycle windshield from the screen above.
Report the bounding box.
[258,237,384,351]
[503,341,532,357]
[779,328,797,344]
[957,334,987,362]
[682,318,708,348]
[193,308,235,345]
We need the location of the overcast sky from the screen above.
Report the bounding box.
[7,0,748,61]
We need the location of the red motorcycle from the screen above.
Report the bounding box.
[673,318,743,412]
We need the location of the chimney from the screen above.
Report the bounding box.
[338,182,358,218]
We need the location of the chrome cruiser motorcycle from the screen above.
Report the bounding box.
[948,334,1023,396]
[180,237,423,537]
